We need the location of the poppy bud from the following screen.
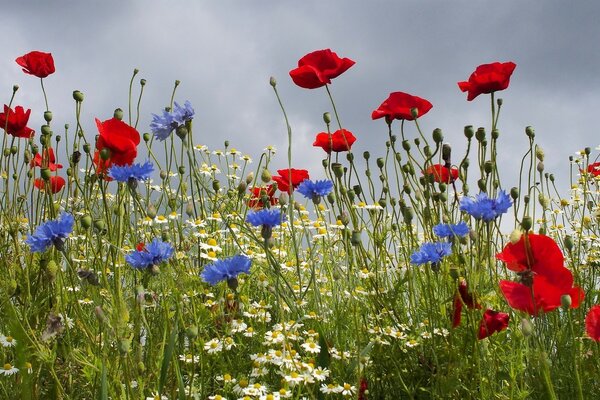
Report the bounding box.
[410,108,419,119]
[521,216,533,231]
[41,168,52,181]
[178,166,186,175]
[432,128,443,143]
[159,170,167,180]
[538,194,549,209]
[378,198,387,207]
[147,204,157,219]
[185,325,199,339]
[113,108,124,120]
[346,152,354,162]
[140,78,146,86]
[442,144,452,164]
[484,161,494,174]
[523,195,530,204]
[2,148,9,157]
[332,163,344,178]
[10,146,17,155]
[477,179,487,192]
[402,140,411,151]
[176,125,188,140]
[327,192,335,205]
[351,230,361,246]
[561,294,572,309]
[475,127,486,142]
[491,129,499,140]
[259,168,271,183]
[363,151,370,160]
[13,84,19,92]
[143,132,151,142]
[423,145,432,157]
[245,172,254,185]
[564,235,574,252]
[510,187,519,200]
[414,138,420,146]
[44,111,52,123]
[72,90,84,102]
[212,180,220,191]
[93,219,105,232]
[80,215,92,229]
[118,338,131,355]
[347,189,355,202]
[70,150,81,165]
[279,192,288,206]
[41,124,52,136]
[323,112,331,124]
[83,143,91,154]
[376,158,384,169]
[269,76,277,87]
[100,148,111,161]
[521,318,534,337]
[525,126,535,138]
[509,229,522,244]
[55,135,61,143]
[464,125,474,139]
[403,207,414,224]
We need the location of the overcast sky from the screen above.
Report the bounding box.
[3,1,600,194]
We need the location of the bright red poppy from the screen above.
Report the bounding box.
[371,92,433,121]
[586,162,600,177]
[497,233,584,315]
[313,129,356,153]
[93,118,140,174]
[248,185,278,209]
[585,305,600,342]
[30,147,63,171]
[452,278,482,328]
[477,309,509,340]
[289,49,355,89]
[423,164,459,183]
[16,51,56,78]
[0,105,35,138]
[34,176,65,194]
[458,61,516,101]
[272,168,309,193]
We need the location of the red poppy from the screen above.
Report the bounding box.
[34,176,65,194]
[585,305,600,342]
[248,185,278,209]
[586,162,600,177]
[452,278,482,328]
[0,105,35,138]
[458,62,516,101]
[16,51,56,78]
[289,49,355,89]
[423,164,459,183]
[497,233,584,315]
[313,129,356,153]
[30,147,63,171]
[93,118,140,174]
[136,242,146,251]
[272,168,309,193]
[477,309,509,340]
[371,92,433,121]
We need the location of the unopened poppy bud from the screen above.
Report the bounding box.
[442,144,452,163]
[237,181,247,195]
[378,198,387,207]
[176,125,188,140]
[536,162,544,174]
[323,112,331,124]
[185,202,194,217]
[66,168,72,177]
[41,124,52,136]
[535,146,545,162]
[269,76,277,87]
[113,108,124,120]
[491,129,499,139]
[477,179,487,192]
[403,207,414,224]
[497,98,503,106]
[260,168,271,183]
[100,148,111,161]
[159,170,167,180]
[402,140,411,151]
[423,145,432,157]
[332,163,344,178]
[353,185,362,196]
[523,195,530,204]
[178,166,185,175]
[143,132,151,142]
[279,192,288,206]
[327,192,335,205]
[10,146,17,155]
[44,111,52,122]
[520,318,534,337]
[538,193,549,209]
[484,161,494,175]
[564,235,574,251]
[414,138,420,146]
[13,84,19,92]
[376,158,384,169]
[147,204,157,219]
[70,150,81,165]
[585,147,592,156]
[438,182,447,192]
[561,294,572,309]
[244,172,254,185]
[93,219,105,231]
[83,143,91,154]
[346,152,354,162]
[72,90,84,102]
[140,78,146,86]
[521,216,533,231]
[351,230,361,246]
[525,126,535,138]
[432,128,443,144]
[23,150,31,163]
[410,108,419,119]
[81,215,92,229]
[363,151,370,160]
[347,189,355,202]
[41,168,52,181]
[114,205,125,217]
[509,187,519,200]
[210,180,219,192]
[464,125,474,139]
[55,135,61,143]
[509,229,522,244]
[475,127,486,142]
[185,325,199,338]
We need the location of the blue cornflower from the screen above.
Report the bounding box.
[296,179,334,201]
[26,212,74,252]
[108,161,154,182]
[125,238,175,273]
[246,208,287,227]
[171,101,195,125]
[201,254,251,289]
[433,221,470,238]
[410,242,452,266]
[459,190,512,222]
[150,109,178,141]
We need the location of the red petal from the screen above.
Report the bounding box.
[586,305,600,341]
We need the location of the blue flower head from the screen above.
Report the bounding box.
[201,254,251,289]
[172,101,195,125]
[126,238,175,273]
[108,161,154,183]
[459,190,512,222]
[246,208,287,240]
[296,179,334,201]
[433,221,470,238]
[410,241,452,266]
[150,110,178,141]
[26,212,74,252]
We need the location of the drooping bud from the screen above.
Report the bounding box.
[260,168,271,183]
[432,128,443,144]
[72,90,84,102]
[269,76,277,87]
[525,126,535,138]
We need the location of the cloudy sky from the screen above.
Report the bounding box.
[3,1,600,193]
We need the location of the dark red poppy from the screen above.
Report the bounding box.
[497,233,584,315]
[358,377,368,400]
[586,162,600,177]
[93,118,140,174]
[248,185,278,209]
[585,305,600,342]
[30,147,63,171]
[34,176,65,194]
[0,105,35,138]
[452,278,482,328]
[16,51,56,78]
[424,164,459,183]
[289,49,355,89]
[272,168,309,193]
[458,62,516,101]
[371,92,433,121]
[477,309,509,339]
[313,129,356,153]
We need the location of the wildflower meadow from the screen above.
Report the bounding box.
[2,49,600,399]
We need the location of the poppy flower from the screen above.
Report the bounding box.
[423,164,459,183]
[497,233,584,315]
[477,309,509,340]
[0,105,35,138]
[313,129,356,153]
[371,92,433,121]
[16,51,55,78]
[34,176,65,194]
[585,162,600,177]
[458,61,516,101]
[585,305,600,342]
[289,49,355,89]
[93,118,140,174]
[452,278,481,328]
[30,148,63,171]
[272,168,309,194]
[248,185,278,209]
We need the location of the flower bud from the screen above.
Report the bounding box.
[332,163,344,178]
[113,108,124,120]
[185,325,199,338]
[93,219,106,232]
[475,127,486,142]
[509,229,522,244]
[41,124,52,136]
[346,152,354,162]
[351,230,362,246]
[80,215,92,229]
[525,126,535,138]
[323,112,331,124]
[279,192,288,206]
[100,148,111,161]
[245,172,254,184]
[72,90,84,102]
[83,143,91,154]
[520,318,534,337]
[510,187,519,200]
[521,216,533,231]
[536,162,544,174]
[363,151,370,160]
[491,129,499,140]
[44,111,53,122]
[410,108,419,119]
[41,168,52,181]
[561,294,572,309]
[159,170,167,180]
[484,161,494,175]
[147,204,157,219]
[261,168,271,183]
[432,128,443,144]
[564,235,574,252]
[477,179,487,192]
[269,76,277,87]
[10,146,17,155]
[327,192,335,205]
[402,140,411,151]
[176,125,188,140]
[464,125,474,139]
[376,157,384,169]
[442,144,452,164]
